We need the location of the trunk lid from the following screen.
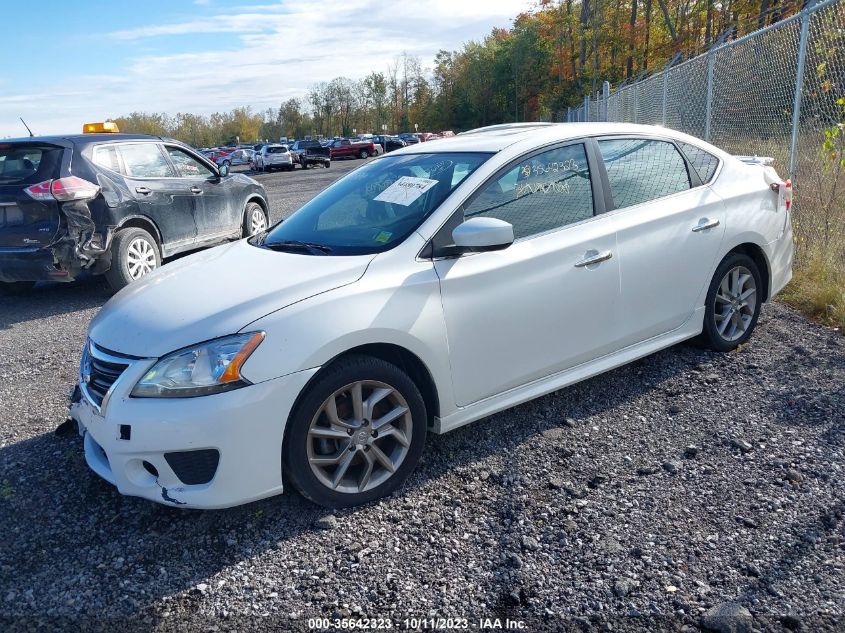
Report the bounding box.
[0,143,65,249]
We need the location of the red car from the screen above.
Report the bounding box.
[328,139,376,159]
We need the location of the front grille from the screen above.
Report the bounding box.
[83,342,130,407]
[164,449,220,485]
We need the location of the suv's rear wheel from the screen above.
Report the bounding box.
[700,252,762,352]
[284,355,427,508]
[105,227,161,291]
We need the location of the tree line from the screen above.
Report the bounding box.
[115,0,804,146]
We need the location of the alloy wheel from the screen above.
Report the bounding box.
[126,237,157,280]
[306,380,413,494]
[713,265,757,342]
[250,208,267,235]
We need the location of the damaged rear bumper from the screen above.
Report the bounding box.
[0,247,72,283]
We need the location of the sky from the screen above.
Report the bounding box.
[0,0,532,137]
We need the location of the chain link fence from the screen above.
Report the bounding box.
[565,0,845,264]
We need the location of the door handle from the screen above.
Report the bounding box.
[574,250,613,268]
[135,186,151,195]
[692,218,720,232]
[190,186,203,194]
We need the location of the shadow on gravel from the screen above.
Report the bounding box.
[0,277,112,330]
[0,339,713,624]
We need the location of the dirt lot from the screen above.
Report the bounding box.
[0,160,843,632]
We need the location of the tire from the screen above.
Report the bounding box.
[283,354,427,508]
[242,201,268,238]
[699,252,763,352]
[0,281,36,295]
[104,227,161,291]
[358,150,369,159]
[303,161,310,170]
[325,161,331,169]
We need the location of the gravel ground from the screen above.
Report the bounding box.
[0,164,843,632]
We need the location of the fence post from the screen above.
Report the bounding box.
[661,70,668,126]
[602,81,610,122]
[584,96,590,122]
[789,3,814,179]
[704,51,715,141]
[633,84,639,124]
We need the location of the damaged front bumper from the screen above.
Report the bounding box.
[66,353,318,509]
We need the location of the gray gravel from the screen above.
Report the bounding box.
[0,163,843,631]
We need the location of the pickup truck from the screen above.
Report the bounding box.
[328,139,376,160]
[289,140,331,169]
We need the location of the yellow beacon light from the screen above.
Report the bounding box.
[83,121,119,134]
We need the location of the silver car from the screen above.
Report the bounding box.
[255,144,294,172]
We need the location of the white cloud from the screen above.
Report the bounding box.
[0,0,531,136]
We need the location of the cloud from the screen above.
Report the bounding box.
[0,0,531,136]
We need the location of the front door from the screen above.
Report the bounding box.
[164,145,235,240]
[434,141,622,407]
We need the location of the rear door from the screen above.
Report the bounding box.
[115,142,196,248]
[597,137,727,346]
[164,145,236,239]
[0,143,65,249]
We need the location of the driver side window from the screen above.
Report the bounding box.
[463,143,594,240]
[166,147,214,179]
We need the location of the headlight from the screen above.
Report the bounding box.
[131,332,265,398]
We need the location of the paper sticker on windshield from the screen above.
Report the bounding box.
[374,176,438,206]
[373,231,392,243]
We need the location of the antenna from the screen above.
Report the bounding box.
[20,118,34,137]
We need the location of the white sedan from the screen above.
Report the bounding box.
[68,123,793,509]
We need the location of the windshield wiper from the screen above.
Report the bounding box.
[262,239,332,255]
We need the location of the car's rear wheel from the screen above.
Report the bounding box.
[284,355,427,508]
[325,161,331,168]
[105,227,161,291]
[700,252,762,352]
[242,202,267,238]
[358,150,369,159]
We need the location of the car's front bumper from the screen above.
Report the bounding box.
[68,360,318,509]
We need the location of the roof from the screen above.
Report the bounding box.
[393,122,695,155]
[1,133,166,145]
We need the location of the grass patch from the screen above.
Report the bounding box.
[780,255,845,330]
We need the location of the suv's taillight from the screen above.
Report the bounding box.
[25,177,100,203]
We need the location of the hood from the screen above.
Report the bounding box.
[89,239,374,357]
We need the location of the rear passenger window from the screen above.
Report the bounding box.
[463,143,594,240]
[118,143,173,178]
[92,145,122,173]
[678,141,720,183]
[598,139,690,209]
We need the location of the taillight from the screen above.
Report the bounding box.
[784,179,792,211]
[24,180,53,201]
[24,177,100,203]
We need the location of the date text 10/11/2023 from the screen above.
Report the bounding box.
[307,617,528,630]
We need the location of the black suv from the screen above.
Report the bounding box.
[0,134,269,292]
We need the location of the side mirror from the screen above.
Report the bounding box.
[452,217,514,253]
[219,163,230,177]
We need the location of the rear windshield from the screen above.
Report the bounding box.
[267,146,288,154]
[0,144,63,185]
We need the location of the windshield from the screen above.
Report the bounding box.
[256,152,491,255]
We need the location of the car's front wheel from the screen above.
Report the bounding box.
[284,355,427,508]
[358,150,369,159]
[700,252,762,352]
[242,202,268,238]
[105,227,161,291]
